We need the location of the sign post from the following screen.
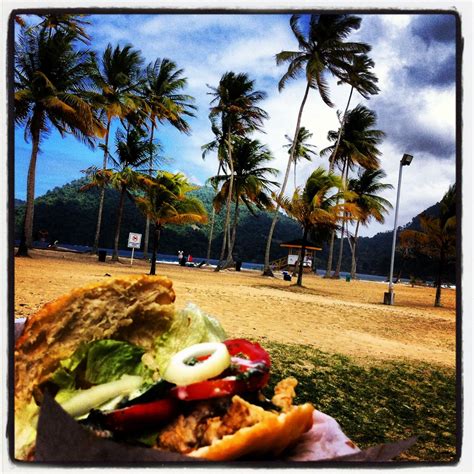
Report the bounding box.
[127,232,142,266]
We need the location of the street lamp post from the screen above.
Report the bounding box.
[384,153,414,305]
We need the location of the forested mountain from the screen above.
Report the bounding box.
[13,180,455,282]
[13,180,302,263]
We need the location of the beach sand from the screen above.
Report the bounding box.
[14,249,456,368]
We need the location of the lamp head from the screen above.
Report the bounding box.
[401,154,414,166]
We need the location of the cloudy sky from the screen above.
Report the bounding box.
[13,11,458,237]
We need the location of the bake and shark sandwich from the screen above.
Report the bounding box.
[14,275,314,461]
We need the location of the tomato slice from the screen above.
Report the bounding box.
[170,339,271,401]
[102,398,179,432]
[224,339,271,368]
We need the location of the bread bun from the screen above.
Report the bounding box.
[14,273,176,460]
[190,402,314,461]
[15,274,175,408]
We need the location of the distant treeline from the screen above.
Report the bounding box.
[14,180,455,283]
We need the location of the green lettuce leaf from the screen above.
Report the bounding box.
[152,303,227,375]
[50,340,149,390]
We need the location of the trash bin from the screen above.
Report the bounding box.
[345,275,351,282]
[235,260,242,272]
[98,250,107,262]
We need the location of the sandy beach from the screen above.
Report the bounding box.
[14,249,456,368]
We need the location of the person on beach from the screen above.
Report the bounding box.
[187,254,193,263]
[178,250,184,265]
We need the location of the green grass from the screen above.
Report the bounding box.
[259,340,457,462]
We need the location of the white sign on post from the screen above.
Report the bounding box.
[127,232,142,266]
[128,232,142,249]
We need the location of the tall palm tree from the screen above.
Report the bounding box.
[89,43,144,253]
[141,58,196,258]
[399,185,456,307]
[324,54,379,278]
[263,13,371,276]
[328,54,379,171]
[321,104,385,278]
[208,72,268,270]
[202,117,227,262]
[135,172,208,275]
[14,28,104,254]
[276,167,343,286]
[346,168,393,278]
[109,127,157,261]
[209,138,278,260]
[283,126,318,189]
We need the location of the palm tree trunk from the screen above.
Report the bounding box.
[149,224,161,276]
[216,134,234,271]
[263,82,311,276]
[206,163,222,262]
[24,112,42,248]
[325,86,354,276]
[333,160,350,278]
[350,220,360,279]
[143,123,155,259]
[112,184,126,261]
[434,248,445,307]
[92,118,112,253]
[329,86,354,171]
[224,199,240,268]
[296,226,309,287]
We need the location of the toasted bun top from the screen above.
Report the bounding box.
[15,274,176,409]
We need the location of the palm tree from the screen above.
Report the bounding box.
[135,172,208,275]
[208,72,268,270]
[202,117,227,262]
[141,58,196,258]
[89,43,144,253]
[14,28,104,254]
[209,138,278,259]
[109,127,157,261]
[399,185,456,307]
[321,104,385,278]
[276,167,343,286]
[29,14,91,44]
[346,168,393,278]
[328,54,379,170]
[283,126,318,189]
[263,13,371,276]
[323,54,379,277]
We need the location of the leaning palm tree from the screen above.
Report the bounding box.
[346,168,393,278]
[399,185,456,307]
[135,172,208,275]
[141,58,196,258]
[276,167,343,286]
[209,138,279,260]
[14,27,104,254]
[321,104,385,278]
[263,13,371,276]
[283,126,318,189]
[88,43,144,253]
[208,72,268,270]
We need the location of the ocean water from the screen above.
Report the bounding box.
[22,241,410,283]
